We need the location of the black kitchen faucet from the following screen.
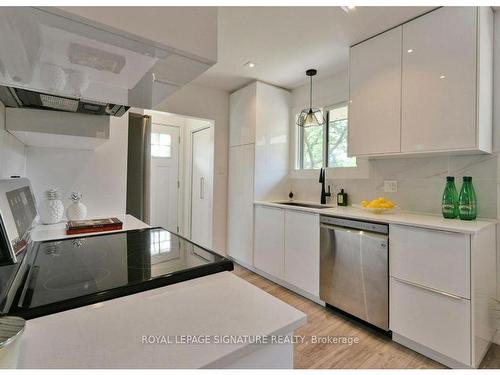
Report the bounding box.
[319,168,331,204]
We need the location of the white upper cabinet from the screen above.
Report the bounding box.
[348,6,493,157]
[54,7,218,63]
[401,7,483,153]
[348,26,402,156]
[229,83,257,147]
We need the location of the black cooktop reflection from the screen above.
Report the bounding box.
[10,228,232,319]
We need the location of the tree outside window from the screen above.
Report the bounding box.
[296,103,356,170]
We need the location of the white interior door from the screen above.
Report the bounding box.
[190,127,213,248]
[150,124,179,232]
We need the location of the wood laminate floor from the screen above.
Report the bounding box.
[232,264,500,369]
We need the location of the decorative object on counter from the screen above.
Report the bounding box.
[38,188,64,224]
[318,168,331,204]
[458,176,477,220]
[355,197,396,214]
[66,192,87,221]
[288,191,294,199]
[337,189,348,207]
[441,176,459,219]
[296,69,326,127]
[66,217,123,235]
[0,316,25,368]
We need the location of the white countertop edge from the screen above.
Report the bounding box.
[202,314,307,369]
[254,200,497,234]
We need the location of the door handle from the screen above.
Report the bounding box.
[200,177,205,200]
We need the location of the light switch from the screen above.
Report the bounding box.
[384,180,398,193]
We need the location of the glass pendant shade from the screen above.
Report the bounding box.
[297,108,325,127]
[296,69,325,127]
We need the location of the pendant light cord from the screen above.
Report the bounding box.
[309,75,313,109]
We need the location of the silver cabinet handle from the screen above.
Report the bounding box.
[200,177,205,200]
[392,277,466,301]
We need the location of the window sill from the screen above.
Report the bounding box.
[289,159,370,180]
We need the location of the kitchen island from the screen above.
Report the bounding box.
[18,271,306,368]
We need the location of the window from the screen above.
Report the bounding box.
[151,132,171,158]
[296,103,356,169]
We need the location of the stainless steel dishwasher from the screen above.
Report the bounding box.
[320,216,389,331]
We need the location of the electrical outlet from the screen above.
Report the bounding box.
[384,180,398,193]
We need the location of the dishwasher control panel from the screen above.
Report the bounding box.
[320,216,389,234]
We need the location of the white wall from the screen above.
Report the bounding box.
[25,114,129,217]
[155,82,229,255]
[0,101,26,179]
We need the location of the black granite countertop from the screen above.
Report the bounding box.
[2,227,233,319]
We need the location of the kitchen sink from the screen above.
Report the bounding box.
[273,202,333,209]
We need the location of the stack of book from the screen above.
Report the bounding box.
[66,218,123,235]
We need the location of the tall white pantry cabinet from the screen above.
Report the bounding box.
[226,81,290,266]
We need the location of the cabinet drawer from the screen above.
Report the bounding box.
[390,225,470,298]
[390,277,471,365]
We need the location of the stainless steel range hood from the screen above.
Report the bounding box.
[0,7,215,116]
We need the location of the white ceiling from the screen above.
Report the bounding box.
[193,6,435,92]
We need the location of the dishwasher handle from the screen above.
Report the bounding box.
[320,222,389,240]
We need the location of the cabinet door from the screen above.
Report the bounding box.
[390,225,470,299]
[254,205,284,279]
[348,26,402,156]
[390,277,471,366]
[284,210,319,297]
[229,83,256,147]
[227,145,255,265]
[401,7,477,152]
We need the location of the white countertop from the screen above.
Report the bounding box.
[255,201,496,234]
[30,214,150,242]
[18,271,307,369]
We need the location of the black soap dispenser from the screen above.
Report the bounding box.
[337,189,348,206]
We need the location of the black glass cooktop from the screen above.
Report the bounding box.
[5,228,233,319]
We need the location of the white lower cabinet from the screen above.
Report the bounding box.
[390,225,470,298]
[253,204,320,301]
[254,205,284,279]
[390,277,471,365]
[389,223,496,368]
[284,210,320,297]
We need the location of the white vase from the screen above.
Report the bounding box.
[66,201,87,221]
[38,189,64,225]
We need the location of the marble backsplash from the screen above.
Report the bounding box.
[289,153,499,219]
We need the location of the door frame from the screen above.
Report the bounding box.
[188,126,214,246]
[150,121,182,233]
[143,109,215,244]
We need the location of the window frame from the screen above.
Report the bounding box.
[296,101,353,170]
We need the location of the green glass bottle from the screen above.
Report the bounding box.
[442,176,458,219]
[458,176,477,220]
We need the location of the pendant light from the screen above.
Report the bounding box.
[296,69,326,127]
